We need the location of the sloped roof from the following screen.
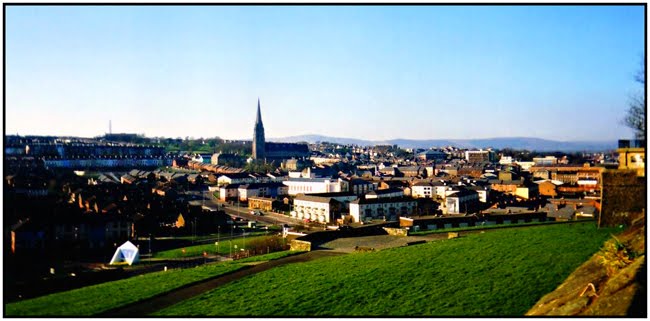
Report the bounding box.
[366,188,404,195]
[446,189,479,198]
[295,195,339,204]
[351,197,415,205]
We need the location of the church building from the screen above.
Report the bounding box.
[252,99,309,162]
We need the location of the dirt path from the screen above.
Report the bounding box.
[97,250,345,317]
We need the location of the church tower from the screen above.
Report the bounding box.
[252,98,265,160]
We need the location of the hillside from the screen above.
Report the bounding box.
[156,222,617,316]
[271,134,615,152]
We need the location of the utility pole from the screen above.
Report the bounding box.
[193,217,197,244]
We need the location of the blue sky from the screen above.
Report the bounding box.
[5,5,645,141]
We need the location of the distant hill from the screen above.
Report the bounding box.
[269,134,378,147]
[270,134,616,152]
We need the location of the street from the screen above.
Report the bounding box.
[199,191,299,227]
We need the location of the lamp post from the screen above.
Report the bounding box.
[193,217,197,244]
[216,225,221,259]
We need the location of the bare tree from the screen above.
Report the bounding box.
[623,60,645,140]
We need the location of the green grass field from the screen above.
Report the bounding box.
[235,250,304,263]
[153,235,286,258]
[156,222,618,316]
[173,231,268,242]
[408,220,568,235]
[5,263,244,316]
[5,250,302,316]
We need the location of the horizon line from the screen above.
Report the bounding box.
[5,132,623,144]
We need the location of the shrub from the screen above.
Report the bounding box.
[598,235,637,276]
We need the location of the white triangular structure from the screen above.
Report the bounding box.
[109,240,140,266]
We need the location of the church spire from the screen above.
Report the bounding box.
[252,98,265,160]
[256,97,263,126]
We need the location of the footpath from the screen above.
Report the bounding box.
[98,250,345,316]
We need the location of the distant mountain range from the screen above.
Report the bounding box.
[269,134,617,152]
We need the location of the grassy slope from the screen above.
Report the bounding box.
[5,263,243,316]
[156,222,618,316]
[235,250,304,263]
[5,250,301,316]
[408,220,557,235]
[153,235,284,258]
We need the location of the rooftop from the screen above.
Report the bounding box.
[351,197,416,205]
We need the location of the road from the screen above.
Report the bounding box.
[198,191,300,227]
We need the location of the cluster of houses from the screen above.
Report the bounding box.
[7,167,231,255]
[8,135,627,256]
[178,145,608,226]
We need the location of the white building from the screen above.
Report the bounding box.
[411,182,434,198]
[434,184,454,200]
[219,184,241,202]
[445,190,479,214]
[515,161,535,171]
[291,193,358,223]
[499,156,514,164]
[349,198,417,223]
[283,177,347,196]
[365,188,404,199]
[217,173,256,185]
[533,156,558,166]
[237,182,288,202]
[310,156,341,165]
[465,150,497,163]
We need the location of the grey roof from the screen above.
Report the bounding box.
[295,195,339,204]
[489,179,524,186]
[446,189,479,198]
[351,197,416,205]
[544,204,575,219]
[285,177,335,183]
[348,178,373,185]
[221,183,242,189]
[221,173,254,179]
[239,182,286,190]
[366,188,404,195]
[398,166,422,171]
[304,191,356,198]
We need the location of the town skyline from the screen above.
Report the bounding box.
[6,5,644,141]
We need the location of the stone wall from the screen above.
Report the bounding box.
[383,227,408,237]
[290,239,312,252]
[599,170,646,228]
